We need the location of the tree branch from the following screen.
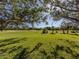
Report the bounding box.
[63,16,79,22]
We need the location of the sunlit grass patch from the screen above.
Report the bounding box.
[0,30,79,59]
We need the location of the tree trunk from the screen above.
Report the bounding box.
[67,29,69,34]
[0,22,4,31]
[51,29,54,34]
[62,29,65,34]
[16,23,19,30]
[31,22,35,29]
[55,30,58,33]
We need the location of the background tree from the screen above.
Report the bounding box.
[11,0,46,29]
[51,26,55,34]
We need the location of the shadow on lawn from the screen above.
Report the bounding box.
[8,46,22,54]
[12,40,79,59]
[13,42,43,59]
[69,33,79,36]
[0,38,79,59]
[0,37,27,55]
[49,39,79,59]
[0,38,26,47]
[13,48,29,59]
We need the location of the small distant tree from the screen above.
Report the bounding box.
[42,28,48,34]
[66,26,70,34]
[60,21,66,34]
[51,26,55,34]
[55,27,59,33]
[60,20,75,34]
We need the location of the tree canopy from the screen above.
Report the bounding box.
[0,0,79,30]
[42,0,79,22]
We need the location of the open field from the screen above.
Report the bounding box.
[0,30,79,59]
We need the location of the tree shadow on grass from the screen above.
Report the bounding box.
[0,38,17,43]
[13,48,29,59]
[0,46,20,55]
[0,37,27,48]
[8,46,22,54]
[1,38,79,59]
[30,42,43,53]
[49,39,79,59]
[12,41,79,59]
[69,33,79,36]
[0,37,27,56]
[13,42,43,59]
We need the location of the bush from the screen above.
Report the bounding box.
[71,30,76,33]
[55,30,58,33]
[42,29,48,34]
[51,30,54,34]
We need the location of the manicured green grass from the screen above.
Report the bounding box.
[0,30,79,59]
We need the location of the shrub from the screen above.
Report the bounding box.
[42,29,48,34]
[51,30,54,34]
[71,30,76,33]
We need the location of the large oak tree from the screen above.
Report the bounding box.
[41,0,79,22]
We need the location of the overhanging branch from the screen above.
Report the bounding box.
[53,4,79,12]
[63,16,79,22]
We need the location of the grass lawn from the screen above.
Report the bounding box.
[0,30,79,59]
